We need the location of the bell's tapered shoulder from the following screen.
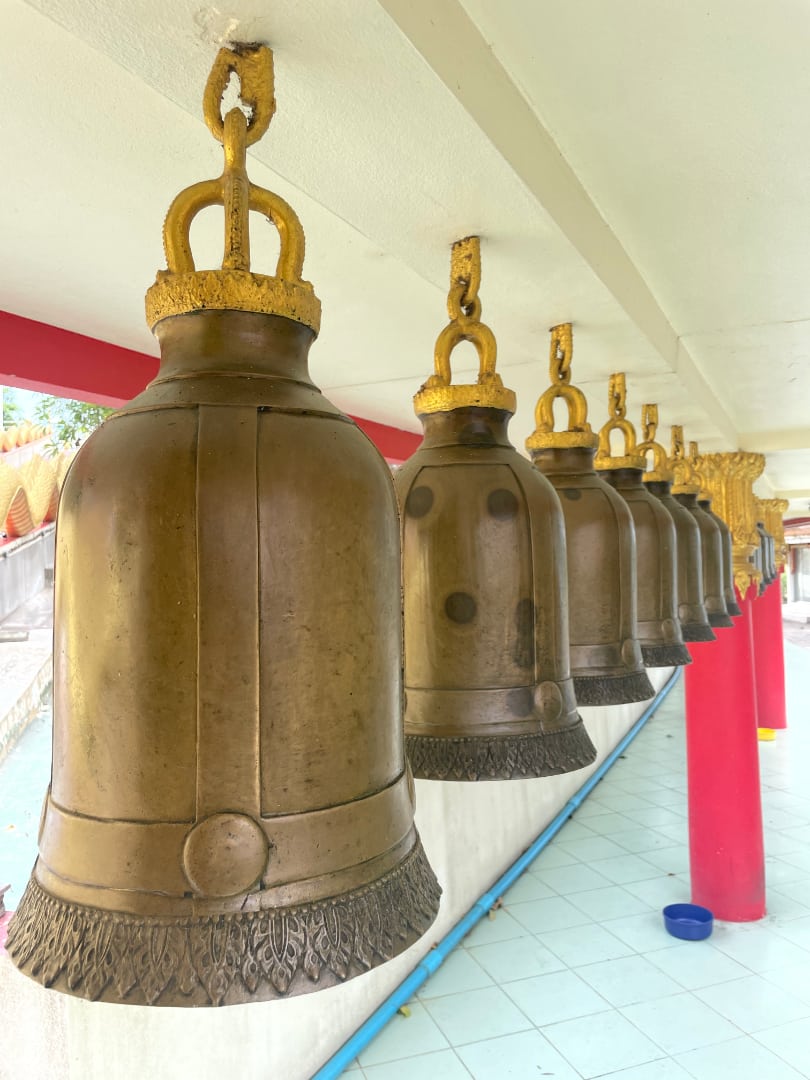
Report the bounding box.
[396,241,595,782]
[7,44,440,1007]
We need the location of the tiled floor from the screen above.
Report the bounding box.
[346,640,810,1079]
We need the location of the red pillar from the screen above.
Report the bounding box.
[684,584,765,921]
[750,575,787,730]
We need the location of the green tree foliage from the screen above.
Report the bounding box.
[1,387,22,428]
[34,396,113,450]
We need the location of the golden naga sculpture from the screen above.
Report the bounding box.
[8,44,440,1007]
[700,452,766,596]
[759,497,790,572]
[0,422,50,452]
[527,327,653,706]
[0,451,73,538]
[397,237,595,780]
[594,375,690,667]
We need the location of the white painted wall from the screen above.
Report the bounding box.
[0,668,670,1080]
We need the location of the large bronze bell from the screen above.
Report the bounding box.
[527,326,654,706]
[594,375,690,668]
[690,442,742,617]
[396,240,595,781]
[637,407,715,643]
[669,427,733,629]
[7,46,440,1006]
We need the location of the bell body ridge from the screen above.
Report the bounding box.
[645,480,715,642]
[600,468,690,668]
[396,407,595,781]
[530,446,654,706]
[8,309,440,1006]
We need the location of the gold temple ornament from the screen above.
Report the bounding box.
[594,375,690,668]
[527,326,654,706]
[397,238,595,780]
[8,44,440,1007]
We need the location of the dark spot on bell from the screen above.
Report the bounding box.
[507,687,533,717]
[445,592,477,624]
[514,598,534,669]
[487,488,519,520]
[406,486,434,517]
[562,488,581,500]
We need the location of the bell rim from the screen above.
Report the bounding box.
[6,835,441,1007]
[640,643,693,667]
[573,669,655,706]
[681,621,717,642]
[405,719,596,782]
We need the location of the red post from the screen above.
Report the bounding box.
[684,584,766,921]
[750,575,787,730]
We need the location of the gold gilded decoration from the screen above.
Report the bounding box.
[145,45,320,333]
[669,426,700,495]
[636,404,674,483]
[688,441,713,502]
[700,452,766,595]
[760,497,789,571]
[413,237,516,416]
[594,373,646,471]
[526,324,599,451]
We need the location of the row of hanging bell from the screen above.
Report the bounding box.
[669,427,735,628]
[755,513,777,592]
[593,376,691,668]
[396,239,596,781]
[525,328,655,706]
[7,44,442,1007]
[689,442,742,617]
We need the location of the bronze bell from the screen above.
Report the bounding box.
[690,442,742,617]
[756,521,776,591]
[637,407,715,643]
[669,427,733,629]
[526,326,654,706]
[594,375,690,668]
[396,239,595,781]
[7,46,440,1006]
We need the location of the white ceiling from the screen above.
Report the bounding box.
[2,0,808,513]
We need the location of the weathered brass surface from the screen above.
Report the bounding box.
[8,45,440,1007]
[638,407,715,643]
[690,441,741,616]
[669,427,733,629]
[398,242,595,780]
[760,498,790,572]
[595,376,690,668]
[700,452,765,595]
[527,330,654,706]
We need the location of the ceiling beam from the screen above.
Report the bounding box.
[379,0,739,446]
